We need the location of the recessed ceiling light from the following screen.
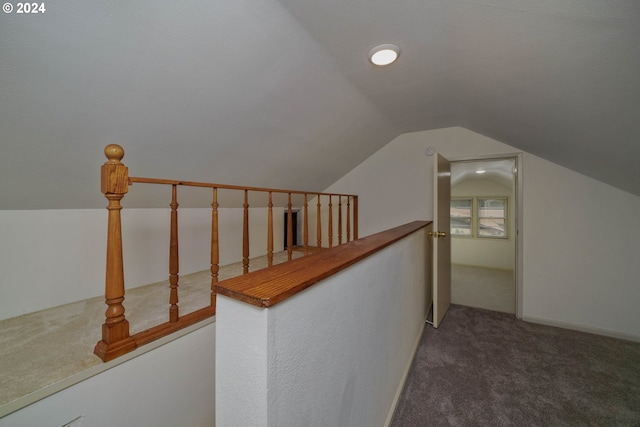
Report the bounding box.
[369,44,400,66]
[475,169,486,174]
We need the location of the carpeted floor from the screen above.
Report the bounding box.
[391,305,640,426]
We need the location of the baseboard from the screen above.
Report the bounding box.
[384,318,427,427]
[452,262,514,273]
[522,316,640,343]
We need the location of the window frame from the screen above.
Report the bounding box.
[450,197,473,238]
[450,196,509,239]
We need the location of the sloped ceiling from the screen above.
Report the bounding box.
[1,0,639,209]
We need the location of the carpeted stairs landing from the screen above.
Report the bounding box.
[391,305,640,426]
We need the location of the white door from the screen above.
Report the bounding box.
[432,154,451,328]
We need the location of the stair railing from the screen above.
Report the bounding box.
[94,144,358,361]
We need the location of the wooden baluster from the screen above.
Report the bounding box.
[353,196,359,240]
[303,194,309,255]
[268,192,274,267]
[243,190,250,274]
[338,196,343,245]
[210,188,219,309]
[316,194,322,248]
[94,144,136,362]
[169,185,180,322]
[346,196,351,243]
[287,193,293,261]
[328,195,333,248]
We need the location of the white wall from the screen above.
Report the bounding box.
[451,178,515,270]
[0,321,216,427]
[324,127,640,341]
[216,227,430,426]
[0,207,284,321]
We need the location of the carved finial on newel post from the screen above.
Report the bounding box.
[94,144,136,361]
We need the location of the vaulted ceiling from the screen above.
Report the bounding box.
[1,0,639,209]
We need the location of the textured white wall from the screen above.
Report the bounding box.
[0,207,284,320]
[324,127,640,340]
[216,228,430,426]
[215,297,270,427]
[0,321,216,427]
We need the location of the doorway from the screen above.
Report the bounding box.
[284,211,298,249]
[449,156,521,316]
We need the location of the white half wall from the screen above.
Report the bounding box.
[216,227,430,426]
[0,207,284,320]
[323,127,640,341]
[0,320,216,427]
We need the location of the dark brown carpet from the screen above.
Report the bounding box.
[391,305,640,426]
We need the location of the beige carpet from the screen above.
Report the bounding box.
[451,264,515,314]
[0,251,301,409]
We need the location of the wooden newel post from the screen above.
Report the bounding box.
[94,144,136,362]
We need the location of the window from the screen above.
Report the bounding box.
[478,198,507,237]
[450,198,472,236]
[450,197,508,239]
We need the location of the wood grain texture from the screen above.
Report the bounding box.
[215,221,430,308]
[95,144,135,361]
[129,176,356,197]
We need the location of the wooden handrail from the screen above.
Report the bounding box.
[128,176,355,198]
[215,221,430,308]
[95,145,359,361]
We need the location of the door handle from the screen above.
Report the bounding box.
[428,231,448,238]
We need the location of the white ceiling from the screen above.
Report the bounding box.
[1,0,639,209]
[451,159,516,189]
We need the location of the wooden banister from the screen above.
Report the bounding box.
[128,176,355,199]
[95,145,359,362]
